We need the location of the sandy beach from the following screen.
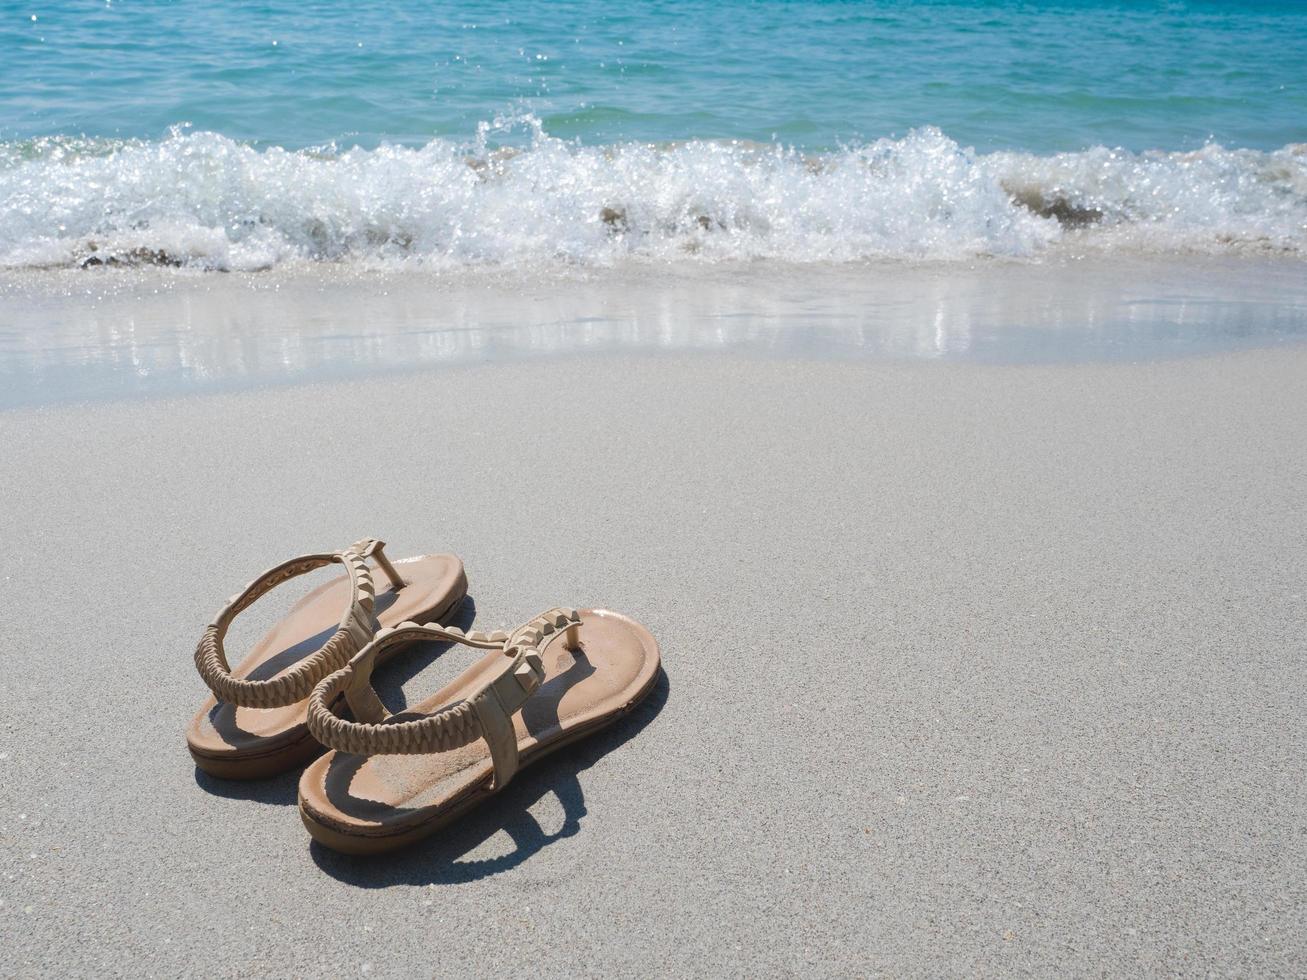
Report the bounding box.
[6,0,1307,972]
[1,328,1304,974]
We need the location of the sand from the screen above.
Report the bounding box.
[0,334,1304,976]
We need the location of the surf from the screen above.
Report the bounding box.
[2,122,1304,272]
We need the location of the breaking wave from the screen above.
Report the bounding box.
[2,118,1305,271]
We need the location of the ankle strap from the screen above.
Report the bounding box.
[193,538,400,709]
[306,609,582,791]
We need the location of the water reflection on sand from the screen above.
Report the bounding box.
[1,257,1305,408]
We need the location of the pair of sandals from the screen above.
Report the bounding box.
[185,538,661,855]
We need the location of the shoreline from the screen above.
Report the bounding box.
[3,254,1307,409]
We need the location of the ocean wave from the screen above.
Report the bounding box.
[1,120,1304,271]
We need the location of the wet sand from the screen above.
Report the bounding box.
[3,255,1307,407]
[1,336,1304,974]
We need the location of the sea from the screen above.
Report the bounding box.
[1,0,1306,273]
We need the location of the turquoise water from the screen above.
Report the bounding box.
[5,0,1307,151]
[2,0,1306,269]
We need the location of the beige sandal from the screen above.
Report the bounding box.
[187,538,466,780]
[298,607,660,854]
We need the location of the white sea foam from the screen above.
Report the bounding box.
[1,121,1304,271]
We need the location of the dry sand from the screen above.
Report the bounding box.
[0,343,1305,975]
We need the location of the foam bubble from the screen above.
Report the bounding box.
[1,122,1304,271]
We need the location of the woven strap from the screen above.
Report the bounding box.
[194,538,406,709]
[306,608,582,790]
